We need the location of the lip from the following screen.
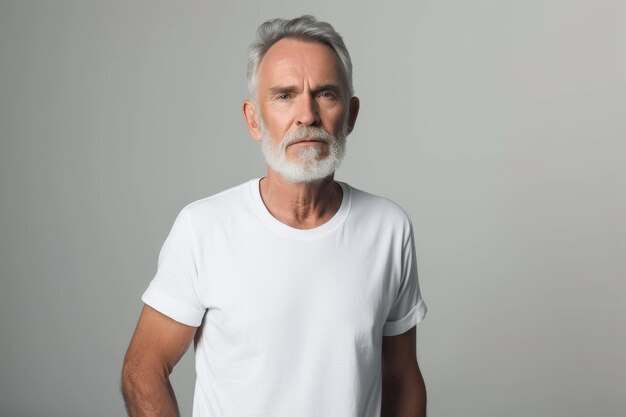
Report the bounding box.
[290,139,326,145]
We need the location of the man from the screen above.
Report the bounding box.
[122,15,428,417]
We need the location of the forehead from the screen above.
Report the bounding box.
[257,38,343,89]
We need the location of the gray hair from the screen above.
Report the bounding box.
[247,15,354,100]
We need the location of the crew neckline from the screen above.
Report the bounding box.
[249,177,351,240]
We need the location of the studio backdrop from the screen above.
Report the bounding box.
[0,1,624,416]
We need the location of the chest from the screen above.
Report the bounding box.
[197,233,398,345]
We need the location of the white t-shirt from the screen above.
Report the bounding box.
[142,178,427,417]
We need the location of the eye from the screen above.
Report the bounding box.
[275,93,292,100]
[318,90,338,100]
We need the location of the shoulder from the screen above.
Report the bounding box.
[344,182,412,224]
[175,179,257,228]
[182,179,254,213]
[342,181,414,243]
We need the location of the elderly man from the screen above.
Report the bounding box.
[122,15,428,417]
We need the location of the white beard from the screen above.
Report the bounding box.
[259,118,348,184]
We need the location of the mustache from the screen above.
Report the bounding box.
[282,126,335,147]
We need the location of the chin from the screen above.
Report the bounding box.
[263,138,345,184]
[272,158,339,184]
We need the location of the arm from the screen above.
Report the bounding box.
[381,325,427,417]
[121,304,197,417]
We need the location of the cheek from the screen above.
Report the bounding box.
[261,116,289,139]
[324,110,348,132]
[265,107,294,127]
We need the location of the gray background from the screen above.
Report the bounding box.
[1,1,624,416]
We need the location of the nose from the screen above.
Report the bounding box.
[296,94,320,127]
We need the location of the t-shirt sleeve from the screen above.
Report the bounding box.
[382,221,428,336]
[141,208,206,327]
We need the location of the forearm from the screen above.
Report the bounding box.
[381,372,427,417]
[122,367,180,417]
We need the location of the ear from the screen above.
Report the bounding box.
[242,99,262,141]
[346,96,360,135]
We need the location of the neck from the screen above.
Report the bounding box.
[259,168,343,229]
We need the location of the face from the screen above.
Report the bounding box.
[243,38,359,183]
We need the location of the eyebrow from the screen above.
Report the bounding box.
[268,86,298,96]
[313,83,342,95]
[267,83,343,96]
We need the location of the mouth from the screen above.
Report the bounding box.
[290,139,326,146]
